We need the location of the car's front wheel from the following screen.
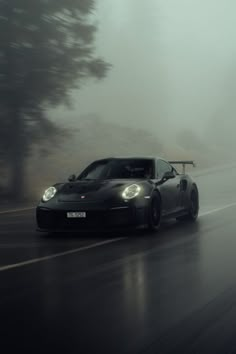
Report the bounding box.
[148,193,162,231]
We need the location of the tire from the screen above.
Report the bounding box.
[177,186,199,222]
[148,193,162,231]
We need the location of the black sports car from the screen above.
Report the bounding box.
[36,157,199,233]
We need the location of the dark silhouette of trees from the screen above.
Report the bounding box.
[0,0,110,199]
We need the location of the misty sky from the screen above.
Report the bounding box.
[52,0,236,140]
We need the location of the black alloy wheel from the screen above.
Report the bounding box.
[188,187,199,220]
[177,186,199,222]
[148,193,162,231]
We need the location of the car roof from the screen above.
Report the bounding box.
[98,156,163,161]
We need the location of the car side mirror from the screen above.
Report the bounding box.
[162,171,175,181]
[68,174,76,182]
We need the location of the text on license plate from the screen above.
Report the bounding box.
[67,212,86,218]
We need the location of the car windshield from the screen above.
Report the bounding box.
[78,159,154,180]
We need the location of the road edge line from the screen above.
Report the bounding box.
[0,207,34,215]
[0,237,126,272]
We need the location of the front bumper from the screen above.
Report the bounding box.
[36,204,147,232]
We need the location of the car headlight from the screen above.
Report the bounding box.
[122,184,141,200]
[42,186,57,202]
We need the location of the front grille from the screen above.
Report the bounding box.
[37,208,134,230]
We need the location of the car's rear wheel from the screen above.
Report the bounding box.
[189,187,199,220]
[148,193,162,231]
[177,186,199,222]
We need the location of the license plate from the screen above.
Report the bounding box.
[67,212,86,218]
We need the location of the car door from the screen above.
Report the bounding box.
[156,159,181,215]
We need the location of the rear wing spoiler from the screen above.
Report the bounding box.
[168,161,196,174]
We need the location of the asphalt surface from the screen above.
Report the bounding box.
[1,167,236,353]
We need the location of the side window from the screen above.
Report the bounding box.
[157,160,172,178]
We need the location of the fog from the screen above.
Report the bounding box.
[52,0,236,141]
[2,0,236,200]
[34,0,236,196]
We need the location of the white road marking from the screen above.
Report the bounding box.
[0,237,126,272]
[0,207,34,215]
[199,202,236,217]
[1,202,236,272]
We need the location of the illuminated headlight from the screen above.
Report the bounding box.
[42,187,57,202]
[122,184,141,200]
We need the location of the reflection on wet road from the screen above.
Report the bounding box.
[1,168,236,353]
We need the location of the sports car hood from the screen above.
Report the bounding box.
[57,179,142,202]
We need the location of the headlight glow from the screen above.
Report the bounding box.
[42,186,57,202]
[122,184,141,200]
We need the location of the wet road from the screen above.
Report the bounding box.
[1,167,236,353]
